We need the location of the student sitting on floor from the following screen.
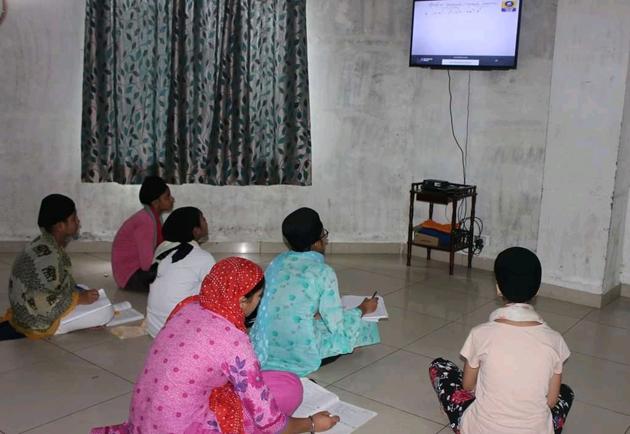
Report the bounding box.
[111,176,174,292]
[429,247,574,434]
[91,257,340,434]
[146,206,216,337]
[250,207,380,377]
[0,194,102,340]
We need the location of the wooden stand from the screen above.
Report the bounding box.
[406,182,477,275]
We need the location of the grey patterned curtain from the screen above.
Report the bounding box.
[81,0,311,186]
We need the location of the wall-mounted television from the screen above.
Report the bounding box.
[409,0,523,69]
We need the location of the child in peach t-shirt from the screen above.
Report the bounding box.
[429,247,574,434]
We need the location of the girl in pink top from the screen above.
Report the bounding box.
[111,176,174,291]
[91,257,340,434]
[429,247,574,434]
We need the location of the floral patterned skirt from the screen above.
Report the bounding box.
[429,358,574,434]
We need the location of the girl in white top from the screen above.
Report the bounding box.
[429,247,574,434]
[146,207,215,337]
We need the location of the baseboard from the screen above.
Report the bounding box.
[537,282,621,308]
[2,239,624,307]
[0,240,407,255]
[601,284,622,307]
[0,241,28,252]
[410,247,494,271]
[329,242,404,255]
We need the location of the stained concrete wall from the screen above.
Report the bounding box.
[618,54,630,285]
[2,0,630,297]
[538,0,630,295]
[0,0,558,253]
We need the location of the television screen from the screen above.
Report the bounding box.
[409,0,523,69]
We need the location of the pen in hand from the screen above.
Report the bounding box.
[371,291,378,299]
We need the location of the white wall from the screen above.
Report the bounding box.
[618,54,630,285]
[2,0,630,297]
[0,0,84,237]
[538,0,630,295]
[0,0,558,250]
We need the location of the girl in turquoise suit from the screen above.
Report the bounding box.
[250,208,380,377]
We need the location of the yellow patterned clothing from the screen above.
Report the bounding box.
[6,230,78,338]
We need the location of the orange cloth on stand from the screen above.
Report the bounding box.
[417,219,458,234]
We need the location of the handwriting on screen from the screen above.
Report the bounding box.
[424,1,496,16]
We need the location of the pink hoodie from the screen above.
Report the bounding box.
[111,207,160,288]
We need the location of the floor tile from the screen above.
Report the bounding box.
[0,267,10,293]
[434,400,630,434]
[0,288,9,313]
[2,251,629,433]
[335,350,449,425]
[212,252,278,269]
[69,253,115,284]
[86,252,112,261]
[328,386,446,434]
[0,339,70,374]
[564,321,630,365]
[530,296,594,319]
[325,254,409,269]
[420,272,498,299]
[561,400,630,434]
[354,264,432,285]
[0,353,132,433]
[384,284,490,321]
[107,288,149,315]
[22,393,132,434]
[336,268,411,296]
[583,297,630,330]
[74,335,154,382]
[0,253,16,266]
[404,321,469,364]
[328,254,436,282]
[46,327,120,352]
[378,306,449,348]
[563,353,630,415]
[310,343,398,385]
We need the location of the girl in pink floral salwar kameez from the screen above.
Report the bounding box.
[91,257,339,434]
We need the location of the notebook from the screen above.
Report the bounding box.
[71,285,144,327]
[341,295,388,322]
[107,301,145,327]
[293,379,377,434]
[60,288,113,325]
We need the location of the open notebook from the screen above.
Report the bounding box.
[341,295,388,322]
[293,378,377,434]
[60,288,113,325]
[61,287,144,328]
[108,301,144,327]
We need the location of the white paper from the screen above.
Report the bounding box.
[61,289,111,323]
[292,379,377,433]
[293,378,339,417]
[107,305,144,327]
[112,301,132,312]
[325,401,377,434]
[341,295,388,322]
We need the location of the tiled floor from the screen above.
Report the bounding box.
[1,252,630,433]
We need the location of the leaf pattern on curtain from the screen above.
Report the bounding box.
[81,0,311,186]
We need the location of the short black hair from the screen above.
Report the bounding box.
[282,207,323,252]
[162,207,203,243]
[494,247,542,303]
[37,194,76,233]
